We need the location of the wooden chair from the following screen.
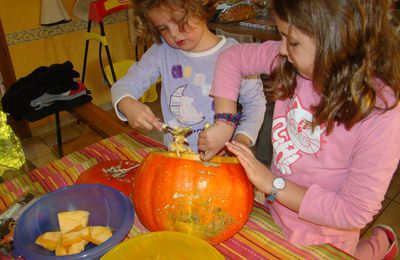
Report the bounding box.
[71,0,159,142]
[81,0,158,103]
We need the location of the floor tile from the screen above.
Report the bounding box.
[21,137,53,161]
[375,201,400,235]
[39,124,81,148]
[395,192,400,203]
[386,170,400,199]
[373,198,392,223]
[29,121,56,137]
[360,198,392,238]
[362,200,400,242]
[30,152,58,168]
[29,112,77,137]
[60,130,103,156]
[360,223,371,238]
[70,122,93,135]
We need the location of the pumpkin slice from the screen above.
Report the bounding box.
[88,226,113,245]
[68,240,89,255]
[61,226,90,246]
[35,231,61,251]
[55,237,69,256]
[58,210,89,234]
[35,210,113,255]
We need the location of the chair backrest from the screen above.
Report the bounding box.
[88,0,129,23]
[81,0,131,85]
[82,0,158,104]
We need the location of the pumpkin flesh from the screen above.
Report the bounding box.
[133,152,254,244]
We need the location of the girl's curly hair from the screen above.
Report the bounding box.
[267,0,400,133]
[131,0,219,44]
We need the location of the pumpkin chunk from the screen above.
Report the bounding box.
[61,226,90,246]
[35,210,112,256]
[55,237,69,256]
[88,226,113,245]
[68,240,89,255]
[35,231,61,251]
[58,210,89,234]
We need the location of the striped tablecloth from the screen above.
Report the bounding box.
[1,131,355,259]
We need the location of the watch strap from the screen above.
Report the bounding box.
[266,187,279,204]
[266,177,285,204]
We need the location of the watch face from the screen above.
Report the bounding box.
[273,177,285,190]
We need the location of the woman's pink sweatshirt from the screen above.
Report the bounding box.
[210,41,400,254]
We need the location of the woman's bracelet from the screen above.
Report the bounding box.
[213,113,243,126]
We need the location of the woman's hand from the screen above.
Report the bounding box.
[198,121,235,161]
[117,97,162,131]
[225,141,273,194]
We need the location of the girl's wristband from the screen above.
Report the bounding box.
[213,113,243,126]
[214,118,236,127]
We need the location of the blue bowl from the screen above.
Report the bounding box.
[13,184,134,260]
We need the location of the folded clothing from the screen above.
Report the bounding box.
[23,94,92,122]
[30,82,88,110]
[1,61,92,121]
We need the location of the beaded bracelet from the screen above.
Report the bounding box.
[215,118,236,127]
[213,113,243,126]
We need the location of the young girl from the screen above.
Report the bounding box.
[111,0,266,152]
[199,0,400,258]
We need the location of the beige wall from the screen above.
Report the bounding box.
[0,0,134,127]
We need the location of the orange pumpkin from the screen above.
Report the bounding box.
[76,160,139,201]
[133,152,254,245]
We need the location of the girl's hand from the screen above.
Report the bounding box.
[117,97,162,131]
[225,141,272,194]
[232,133,252,147]
[198,121,235,161]
[207,134,252,158]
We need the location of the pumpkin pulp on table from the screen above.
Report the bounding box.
[133,152,254,244]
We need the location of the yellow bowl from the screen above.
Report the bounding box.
[101,231,224,260]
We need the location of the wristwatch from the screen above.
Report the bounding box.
[266,177,286,204]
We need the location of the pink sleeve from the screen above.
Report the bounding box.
[210,41,281,101]
[299,105,400,229]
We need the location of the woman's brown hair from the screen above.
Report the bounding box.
[267,0,400,133]
[131,0,219,44]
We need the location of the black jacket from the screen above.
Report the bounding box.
[2,61,91,121]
